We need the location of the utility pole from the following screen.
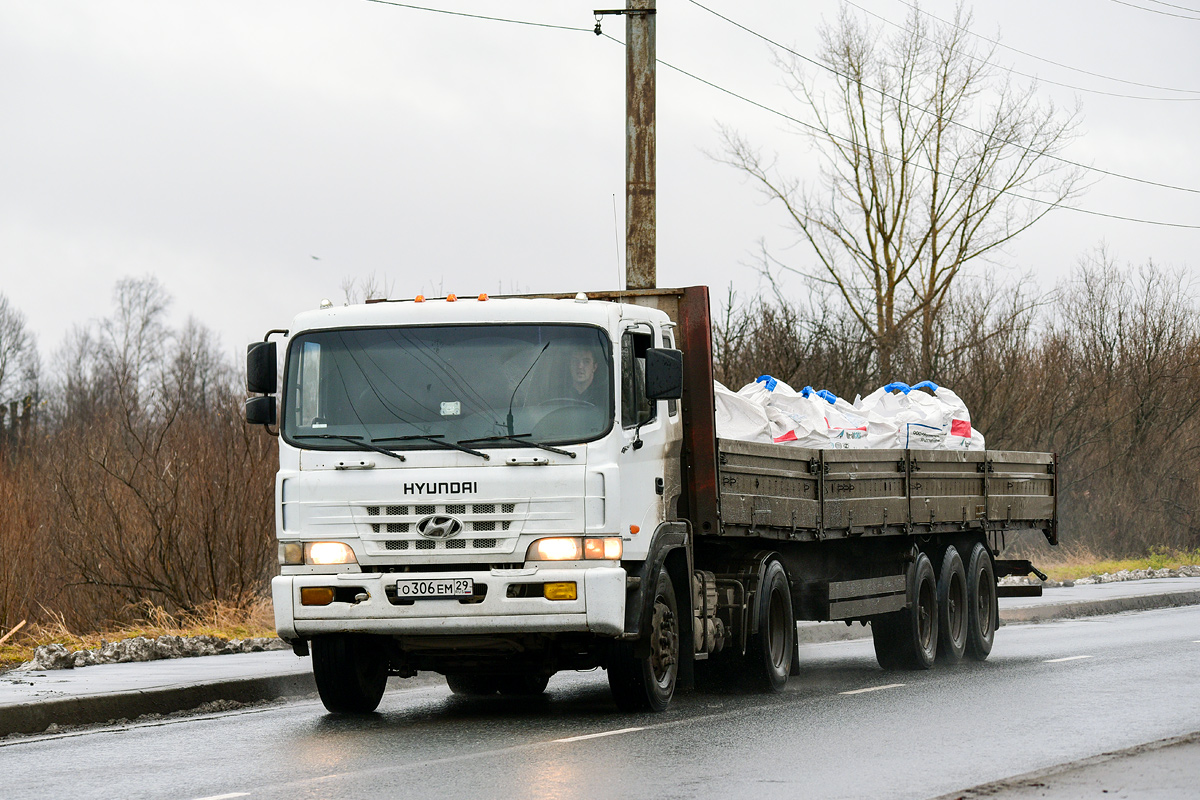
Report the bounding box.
[597,2,657,290]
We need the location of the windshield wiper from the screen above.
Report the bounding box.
[457,433,577,458]
[292,434,407,463]
[373,434,489,461]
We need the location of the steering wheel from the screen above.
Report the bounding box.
[540,397,596,410]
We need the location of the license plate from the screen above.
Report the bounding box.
[395,578,474,599]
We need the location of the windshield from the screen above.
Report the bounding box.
[281,324,613,450]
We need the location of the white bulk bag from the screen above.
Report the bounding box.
[910,381,984,451]
[714,381,772,443]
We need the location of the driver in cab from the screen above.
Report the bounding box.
[568,347,606,407]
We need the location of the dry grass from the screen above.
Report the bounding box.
[1032,548,1200,582]
[0,598,276,671]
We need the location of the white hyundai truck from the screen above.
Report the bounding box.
[247,286,1056,713]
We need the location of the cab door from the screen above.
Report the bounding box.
[616,323,676,549]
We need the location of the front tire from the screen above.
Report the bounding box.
[311,634,388,713]
[608,567,678,712]
[497,674,551,696]
[446,674,500,696]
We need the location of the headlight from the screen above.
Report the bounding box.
[305,542,357,565]
[528,537,582,561]
[526,537,622,561]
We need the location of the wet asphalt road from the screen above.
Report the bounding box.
[4,605,1199,800]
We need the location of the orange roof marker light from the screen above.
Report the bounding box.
[446,293,458,302]
[414,294,426,303]
[478,293,488,301]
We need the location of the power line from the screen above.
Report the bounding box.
[361,0,592,32]
[597,33,1200,230]
[1107,0,1200,19]
[359,0,1199,229]
[1140,0,1200,12]
[686,0,1200,196]
[847,0,1199,101]
[892,0,1200,95]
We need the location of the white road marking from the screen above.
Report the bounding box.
[190,794,249,800]
[840,683,906,695]
[1044,655,1093,663]
[554,726,644,743]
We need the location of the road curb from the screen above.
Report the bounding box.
[999,589,1200,623]
[795,588,1200,645]
[0,672,316,738]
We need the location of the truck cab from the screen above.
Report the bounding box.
[252,292,689,711]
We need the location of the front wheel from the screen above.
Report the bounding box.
[311,634,389,713]
[608,567,678,712]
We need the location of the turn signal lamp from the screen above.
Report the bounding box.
[300,587,335,606]
[305,542,357,565]
[414,295,426,303]
[543,582,577,601]
[446,293,458,302]
[279,542,303,565]
[478,293,488,301]
[584,537,623,560]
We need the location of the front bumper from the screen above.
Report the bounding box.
[273,566,626,640]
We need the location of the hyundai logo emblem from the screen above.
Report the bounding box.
[416,514,463,539]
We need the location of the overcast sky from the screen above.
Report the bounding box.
[2,0,1197,376]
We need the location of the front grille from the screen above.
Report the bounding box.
[361,500,524,556]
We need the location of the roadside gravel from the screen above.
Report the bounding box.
[16,635,288,671]
[999,564,1200,588]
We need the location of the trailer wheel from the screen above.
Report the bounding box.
[446,674,501,696]
[311,634,388,713]
[964,542,998,661]
[872,553,938,670]
[608,567,678,712]
[497,674,551,696]
[936,546,968,663]
[745,559,794,692]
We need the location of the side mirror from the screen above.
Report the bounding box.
[245,395,277,426]
[246,341,277,394]
[645,348,683,400]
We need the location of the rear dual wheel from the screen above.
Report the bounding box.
[964,542,997,661]
[873,553,938,670]
[937,547,968,663]
[744,560,794,691]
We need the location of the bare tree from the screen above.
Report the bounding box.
[341,272,394,305]
[0,293,35,403]
[98,275,172,414]
[720,2,1083,378]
